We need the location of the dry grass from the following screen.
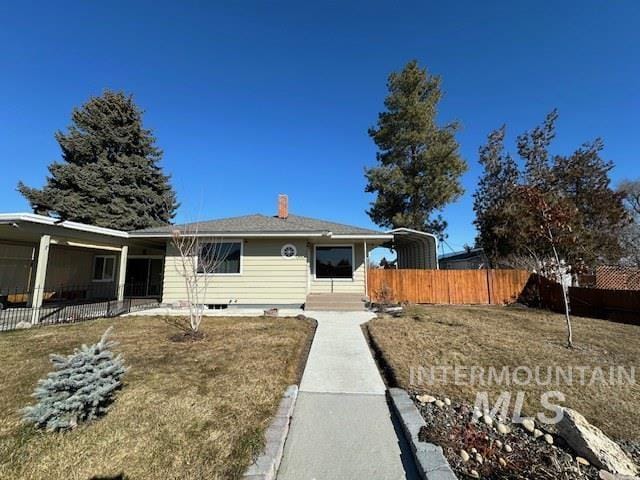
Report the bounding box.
[368,305,640,441]
[0,315,313,480]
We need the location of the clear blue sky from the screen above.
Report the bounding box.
[1,1,638,253]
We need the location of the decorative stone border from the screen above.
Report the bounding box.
[243,385,299,480]
[388,388,458,480]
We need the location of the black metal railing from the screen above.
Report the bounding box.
[0,282,161,332]
[123,281,163,298]
[0,282,120,309]
[0,297,160,332]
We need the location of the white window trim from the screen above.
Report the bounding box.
[313,243,355,282]
[196,240,244,276]
[92,255,116,283]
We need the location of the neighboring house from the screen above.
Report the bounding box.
[438,247,488,270]
[0,195,437,311]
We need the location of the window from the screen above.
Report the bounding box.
[93,255,116,282]
[281,243,297,259]
[315,246,353,279]
[197,241,242,274]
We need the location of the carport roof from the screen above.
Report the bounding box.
[0,213,128,238]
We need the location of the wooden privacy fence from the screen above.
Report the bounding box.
[537,279,640,325]
[367,269,531,305]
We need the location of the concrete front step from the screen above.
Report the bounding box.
[305,304,367,312]
[305,293,368,311]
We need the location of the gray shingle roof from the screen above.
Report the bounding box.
[131,214,384,236]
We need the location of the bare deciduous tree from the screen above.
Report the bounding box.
[171,222,234,335]
[520,186,577,348]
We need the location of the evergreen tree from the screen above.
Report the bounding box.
[365,60,467,239]
[474,111,627,268]
[18,90,178,230]
[552,140,627,264]
[517,109,558,190]
[472,126,521,264]
[23,327,126,432]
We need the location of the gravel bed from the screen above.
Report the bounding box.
[412,393,617,480]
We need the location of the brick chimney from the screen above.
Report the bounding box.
[277,194,289,219]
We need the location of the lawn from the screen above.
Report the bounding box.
[0,315,313,480]
[367,305,640,441]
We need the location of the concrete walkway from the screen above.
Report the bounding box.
[277,311,419,480]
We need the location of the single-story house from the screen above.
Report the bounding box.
[438,247,488,270]
[0,195,437,312]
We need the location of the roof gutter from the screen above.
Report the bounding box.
[128,232,394,240]
[0,213,128,239]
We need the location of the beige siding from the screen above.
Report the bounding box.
[309,241,367,295]
[45,246,118,297]
[162,239,309,305]
[0,243,34,292]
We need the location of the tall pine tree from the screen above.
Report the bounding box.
[18,90,178,231]
[365,60,467,239]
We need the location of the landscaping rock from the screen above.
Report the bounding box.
[544,434,554,445]
[557,408,638,476]
[15,321,32,329]
[534,428,543,439]
[577,457,591,466]
[599,470,640,480]
[444,397,451,406]
[413,395,609,479]
[522,418,535,433]
[435,399,445,408]
[483,414,493,426]
[416,394,436,404]
[497,422,509,434]
[470,469,480,478]
[460,449,470,463]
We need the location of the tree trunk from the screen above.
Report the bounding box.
[550,241,573,348]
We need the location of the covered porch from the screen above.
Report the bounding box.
[0,214,165,327]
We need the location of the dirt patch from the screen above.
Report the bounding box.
[169,330,206,342]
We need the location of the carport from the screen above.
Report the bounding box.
[0,213,164,325]
[386,228,439,269]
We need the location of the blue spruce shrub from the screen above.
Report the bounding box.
[23,327,126,431]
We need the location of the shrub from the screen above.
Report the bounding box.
[23,327,126,431]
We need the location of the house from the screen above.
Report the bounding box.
[0,195,437,314]
[438,247,488,270]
